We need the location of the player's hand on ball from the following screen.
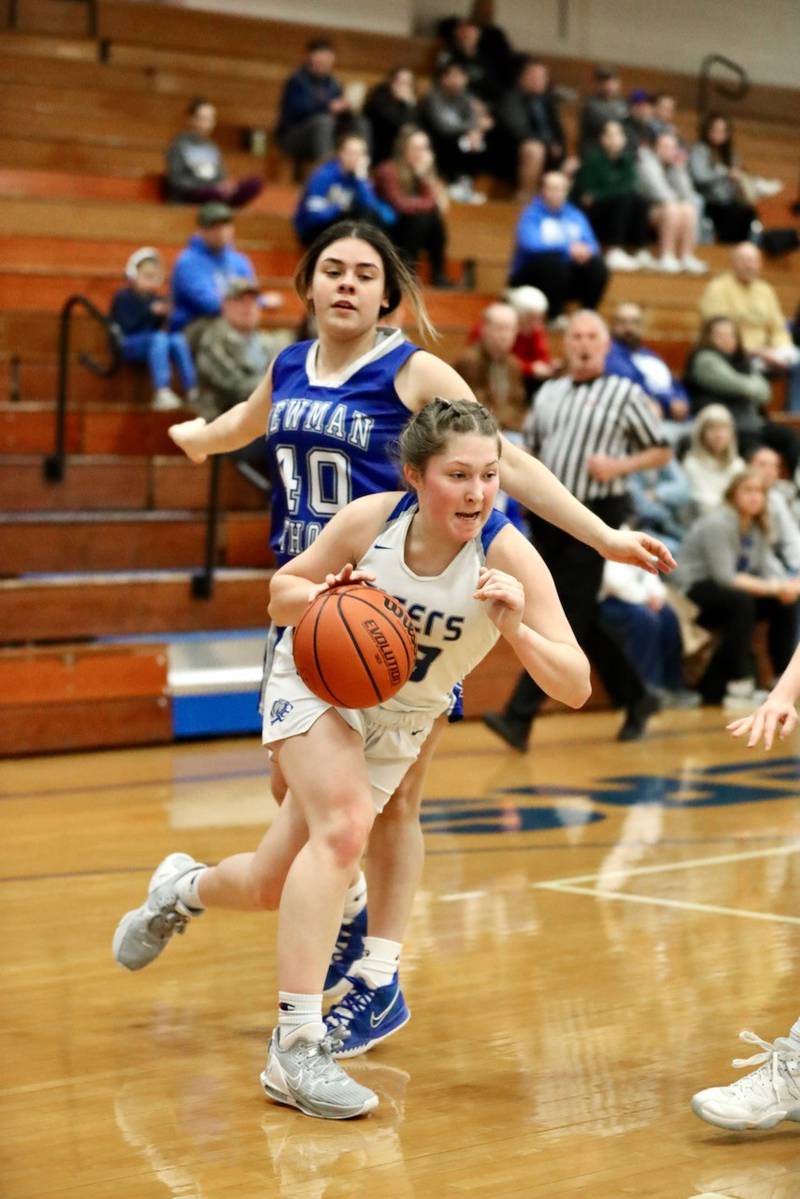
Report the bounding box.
[307,562,376,604]
[168,417,208,464]
[474,567,524,636]
[727,697,799,750]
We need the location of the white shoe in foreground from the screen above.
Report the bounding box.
[113,851,205,971]
[691,1030,800,1130]
[261,1030,378,1120]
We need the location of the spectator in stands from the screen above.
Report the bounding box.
[276,38,363,170]
[689,114,757,244]
[170,202,257,344]
[454,301,527,431]
[699,242,800,373]
[599,557,699,707]
[749,445,800,576]
[436,18,501,105]
[606,301,690,424]
[112,247,197,412]
[419,60,491,202]
[504,285,555,394]
[293,133,394,247]
[624,88,656,149]
[496,58,566,201]
[468,0,513,82]
[650,93,679,140]
[578,66,628,152]
[674,467,799,708]
[195,278,292,423]
[682,403,745,515]
[637,131,707,273]
[364,68,420,166]
[508,171,608,319]
[627,458,692,555]
[165,98,263,209]
[374,126,450,287]
[574,119,650,271]
[684,315,798,474]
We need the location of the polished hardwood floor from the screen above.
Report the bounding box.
[3,706,800,1198]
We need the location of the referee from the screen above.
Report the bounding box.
[484,309,673,748]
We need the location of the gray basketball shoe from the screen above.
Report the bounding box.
[261,1029,378,1120]
[113,852,206,971]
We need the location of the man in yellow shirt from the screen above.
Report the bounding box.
[699,242,797,370]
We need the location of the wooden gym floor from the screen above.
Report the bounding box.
[3,705,800,1199]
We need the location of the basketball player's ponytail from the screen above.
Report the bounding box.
[399,398,501,475]
[294,220,438,343]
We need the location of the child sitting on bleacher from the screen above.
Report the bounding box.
[111,248,198,412]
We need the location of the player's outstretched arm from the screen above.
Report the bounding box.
[395,352,675,575]
[727,641,800,749]
[168,361,276,464]
[498,435,676,575]
[481,526,592,709]
[267,493,398,627]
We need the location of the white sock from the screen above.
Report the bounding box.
[173,867,206,912]
[277,992,325,1048]
[788,1017,800,1049]
[342,871,367,922]
[351,936,401,989]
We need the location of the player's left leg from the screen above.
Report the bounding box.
[324,719,446,1055]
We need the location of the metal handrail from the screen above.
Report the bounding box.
[697,53,749,132]
[191,450,269,599]
[43,294,121,483]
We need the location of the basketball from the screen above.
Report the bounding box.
[293,583,418,708]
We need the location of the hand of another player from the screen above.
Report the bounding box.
[307,562,376,604]
[587,452,622,482]
[168,417,208,464]
[727,696,799,750]
[473,567,524,637]
[599,527,676,575]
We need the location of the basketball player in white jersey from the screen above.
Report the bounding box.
[119,223,672,1055]
[692,642,800,1131]
[113,399,591,1118]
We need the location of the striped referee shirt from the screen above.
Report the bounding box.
[523,372,666,502]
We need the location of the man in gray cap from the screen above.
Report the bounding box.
[195,277,292,422]
[170,202,257,345]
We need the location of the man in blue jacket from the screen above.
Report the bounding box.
[606,301,690,424]
[276,38,363,169]
[293,134,395,246]
[508,171,608,318]
[170,202,256,342]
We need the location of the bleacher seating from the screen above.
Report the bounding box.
[1,0,797,753]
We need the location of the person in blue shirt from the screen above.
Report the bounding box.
[606,301,690,424]
[293,133,395,247]
[170,202,257,341]
[508,170,608,317]
[111,247,197,412]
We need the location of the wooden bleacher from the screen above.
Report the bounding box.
[1,0,798,752]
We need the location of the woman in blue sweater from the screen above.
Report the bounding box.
[293,134,395,247]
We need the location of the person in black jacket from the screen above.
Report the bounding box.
[111,248,198,412]
[496,58,566,200]
[276,38,366,169]
[364,68,420,166]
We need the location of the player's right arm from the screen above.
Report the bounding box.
[168,360,275,464]
[727,641,800,749]
[268,492,400,627]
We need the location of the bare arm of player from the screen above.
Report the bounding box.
[267,493,399,627]
[395,352,676,576]
[167,360,275,464]
[727,640,800,749]
[480,525,592,709]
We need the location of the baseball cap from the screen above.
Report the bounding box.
[225,276,261,299]
[505,285,549,316]
[197,201,234,227]
[629,88,653,104]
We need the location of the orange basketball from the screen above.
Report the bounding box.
[293,583,418,708]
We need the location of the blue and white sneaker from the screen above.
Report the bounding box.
[323,906,367,1002]
[324,974,410,1058]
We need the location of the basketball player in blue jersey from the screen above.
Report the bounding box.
[114,400,591,1119]
[150,221,673,1054]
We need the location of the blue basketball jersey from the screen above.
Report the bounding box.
[267,328,419,564]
